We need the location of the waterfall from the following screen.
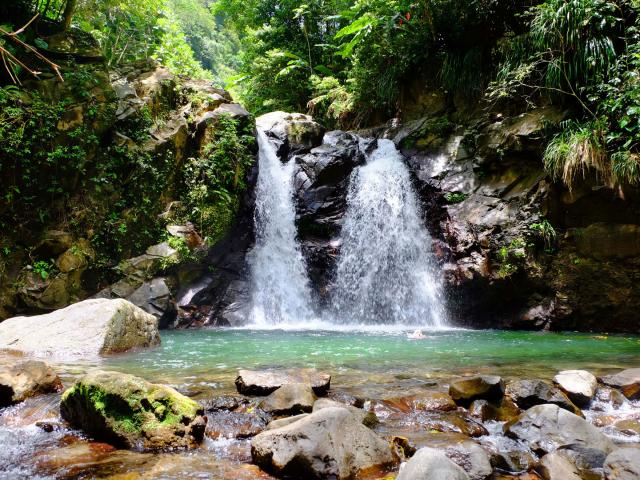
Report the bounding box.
[247,129,314,325]
[330,139,447,327]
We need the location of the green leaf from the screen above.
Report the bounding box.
[334,15,377,40]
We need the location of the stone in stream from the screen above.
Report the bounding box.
[0,360,62,407]
[60,371,206,451]
[449,376,505,406]
[469,398,521,422]
[444,441,493,480]
[397,447,470,480]
[504,404,614,455]
[553,370,597,406]
[251,406,397,479]
[383,392,457,413]
[0,298,160,357]
[235,368,331,396]
[537,451,582,480]
[266,413,309,430]
[490,450,536,473]
[313,397,379,428]
[600,368,640,400]
[505,379,582,416]
[206,411,267,439]
[258,383,316,415]
[603,447,640,479]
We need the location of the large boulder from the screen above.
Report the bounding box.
[60,371,206,451]
[251,406,396,479]
[235,369,331,396]
[505,379,582,415]
[257,112,325,157]
[504,404,614,455]
[444,441,492,480]
[553,370,597,407]
[0,360,62,407]
[449,376,505,405]
[397,447,470,480]
[258,383,316,415]
[0,299,160,357]
[600,368,640,400]
[537,452,582,480]
[604,448,640,480]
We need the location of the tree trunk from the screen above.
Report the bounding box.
[62,0,77,30]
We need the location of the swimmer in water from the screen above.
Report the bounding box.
[408,329,426,339]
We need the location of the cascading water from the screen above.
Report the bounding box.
[330,139,447,327]
[247,129,314,325]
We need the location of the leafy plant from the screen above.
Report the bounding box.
[32,260,55,280]
[530,219,557,251]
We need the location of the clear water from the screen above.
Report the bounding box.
[52,329,640,399]
[330,139,446,326]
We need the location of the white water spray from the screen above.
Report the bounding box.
[247,129,314,325]
[330,139,447,327]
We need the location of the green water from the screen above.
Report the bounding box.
[79,328,640,399]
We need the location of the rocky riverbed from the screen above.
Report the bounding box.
[1,350,639,479]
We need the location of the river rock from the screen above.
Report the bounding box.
[266,413,309,430]
[397,447,470,480]
[505,379,582,415]
[469,398,521,422]
[553,370,597,406]
[600,368,640,400]
[235,369,331,396]
[537,452,582,480]
[603,447,640,479]
[258,383,316,415]
[206,411,266,439]
[60,371,206,451]
[251,406,396,479]
[313,397,379,428]
[256,111,325,157]
[445,441,492,480]
[490,450,536,473]
[0,360,62,407]
[384,392,457,413]
[0,298,160,357]
[504,404,614,455]
[449,376,505,405]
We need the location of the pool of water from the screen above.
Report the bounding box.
[2,328,640,479]
[52,328,640,399]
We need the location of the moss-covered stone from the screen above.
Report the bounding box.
[60,370,206,451]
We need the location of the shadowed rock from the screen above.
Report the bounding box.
[449,376,505,405]
[506,379,582,416]
[0,360,62,407]
[235,369,331,396]
[259,383,316,415]
[600,368,640,400]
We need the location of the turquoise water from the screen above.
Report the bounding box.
[78,328,640,399]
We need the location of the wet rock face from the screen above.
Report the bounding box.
[0,361,62,407]
[251,406,397,479]
[504,404,614,455]
[235,369,331,396]
[505,379,582,416]
[600,368,640,400]
[258,383,316,415]
[604,447,640,480]
[60,371,206,451]
[397,447,470,480]
[0,298,160,357]
[449,376,505,406]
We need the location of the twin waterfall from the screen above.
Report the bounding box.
[248,129,446,328]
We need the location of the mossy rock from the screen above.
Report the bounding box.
[60,371,206,451]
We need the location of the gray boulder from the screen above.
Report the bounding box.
[313,397,379,428]
[449,376,505,405]
[235,369,331,396]
[0,360,62,407]
[251,406,396,479]
[0,298,160,357]
[604,447,640,480]
[506,379,582,415]
[504,404,614,455]
[553,370,597,406]
[537,452,582,480]
[259,383,316,415]
[397,447,470,480]
[600,368,640,400]
[444,441,492,480]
